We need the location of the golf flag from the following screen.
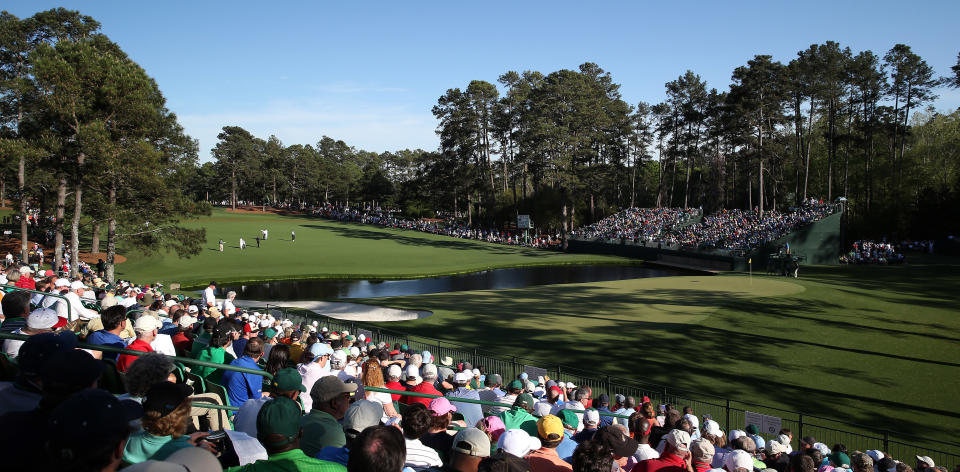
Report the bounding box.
[748,258,752,264]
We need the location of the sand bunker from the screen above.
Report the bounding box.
[235,299,432,322]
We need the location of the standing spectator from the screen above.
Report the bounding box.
[117,316,161,373]
[220,291,238,316]
[301,375,357,456]
[202,281,217,309]
[222,337,266,407]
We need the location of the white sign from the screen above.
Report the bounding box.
[744,411,763,431]
[745,410,782,436]
[517,215,531,229]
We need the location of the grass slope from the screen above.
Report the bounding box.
[117,209,629,287]
[361,264,960,446]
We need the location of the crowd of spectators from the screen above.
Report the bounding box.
[311,204,563,249]
[574,200,836,252]
[0,271,954,472]
[840,241,906,265]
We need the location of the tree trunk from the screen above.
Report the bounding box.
[560,190,569,251]
[803,99,815,200]
[18,149,27,263]
[106,180,117,283]
[231,169,237,210]
[54,173,67,271]
[70,153,85,278]
[91,221,101,254]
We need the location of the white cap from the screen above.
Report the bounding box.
[533,401,553,417]
[728,429,746,443]
[421,363,438,379]
[725,449,754,472]
[404,364,421,384]
[178,315,198,328]
[259,319,271,328]
[349,346,360,358]
[54,278,70,288]
[164,300,177,308]
[332,350,348,365]
[767,440,788,456]
[387,364,402,379]
[187,305,199,313]
[311,320,318,327]
[134,315,162,333]
[19,266,33,273]
[69,281,87,290]
[358,334,366,341]
[703,419,723,438]
[584,409,600,425]
[26,308,58,330]
[683,413,700,430]
[454,372,471,383]
[497,429,541,458]
[915,456,935,468]
[341,330,349,336]
[566,382,576,389]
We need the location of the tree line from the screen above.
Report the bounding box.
[4,8,960,276]
[0,8,207,281]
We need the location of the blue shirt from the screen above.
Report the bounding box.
[597,406,615,427]
[556,430,578,463]
[233,338,249,358]
[447,387,484,428]
[221,356,263,407]
[315,446,350,466]
[86,330,126,361]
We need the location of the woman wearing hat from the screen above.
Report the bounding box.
[123,382,215,463]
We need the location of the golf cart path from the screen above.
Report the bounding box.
[236,299,432,322]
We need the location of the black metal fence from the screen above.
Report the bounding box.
[251,304,960,468]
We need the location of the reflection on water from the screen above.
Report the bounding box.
[218,264,678,300]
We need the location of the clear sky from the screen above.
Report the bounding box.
[6,1,960,162]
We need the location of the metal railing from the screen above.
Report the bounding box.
[1,283,73,321]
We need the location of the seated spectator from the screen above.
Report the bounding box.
[478,374,505,415]
[85,305,128,361]
[445,427,493,472]
[362,358,401,422]
[348,425,406,472]
[630,413,659,462]
[723,449,754,472]
[554,409,580,462]
[172,313,197,356]
[301,375,357,456]
[449,371,485,428]
[0,330,78,415]
[492,379,524,416]
[194,326,234,383]
[2,307,63,358]
[402,403,444,469]
[299,341,333,412]
[0,290,31,333]
[571,439,614,472]
[691,438,716,472]
[123,382,213,463]
[315,399,384,466]
[765,440,790,472]
[384,364,405,401]
[423,396,459,461]
[573,409,601,443]
[406,362,444,407]
[122,352,175,402]
[222,337,266,407]
[235,367,305,438]
[117,316,161,373]
[45,389,144,472]
[227,396,346,471]
[527,414,573,472]
[501,393,539,437]
[595,425,638,471]
[634,430,691,472]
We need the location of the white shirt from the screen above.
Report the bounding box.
[403,437,442,468]
[120,296,137,308]
[64,291,99,320]
[202,287,216,307]
[234,397,273,437]
[297,361,331,413]
[366,391,393,423]
[221,299,236,316]
[2,329,27,358]
[634,444,660,462]
[489,393,516,415]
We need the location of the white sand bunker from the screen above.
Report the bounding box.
[236,299,432,322]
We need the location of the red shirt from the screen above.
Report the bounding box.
[172,332,192,356]
[15,278,35,290]
[404,382,442,407]
[634,452,686,472]
[384,380,405,401]
[116,339,154,372]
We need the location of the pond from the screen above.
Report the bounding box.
[216,264,681,301]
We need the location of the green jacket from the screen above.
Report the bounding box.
[226,448,346,472]
[499,408,538,437]
[299,409,346,457]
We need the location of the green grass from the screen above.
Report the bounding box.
[361,264,960,448]
[116,208,630,288]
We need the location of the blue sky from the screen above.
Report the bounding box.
[7,1,960,161]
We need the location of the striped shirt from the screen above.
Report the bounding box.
[404,437,442,468]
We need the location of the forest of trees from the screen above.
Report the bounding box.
[3,8,960,279]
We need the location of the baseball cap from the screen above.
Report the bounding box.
[666,429,692,452]
[597,393,609,405]
[54,278,70,288]
[454,371,471,383]
[558,409,580,430]
[134,315,163,333]
[439,356,453,366]
[262,327,278,340]
[69,280,87,290]
[498,429,541,458]
[331,350,348,365]
[513,393,535,410]
[745,424,759,435]
[143,382,194,417]
[583,408,600,425]
[47,389,143,455]
[26,307,59,330]
[310,375,358,403]
[533,401,553,418]
[536,415,564,441]
[187,305,199,313]
[453,427,491,457]
[865,451,884,463]
[691,437,716,462]
[597,426,639,458]
[178,315,198,328]
[429,397,457,416]
[767,440,788,456]
[728,429,746,443]
[19,265,33,273]
[121,447,221,472]
[309,342,334,358]
[269,368,306,393]
[800,436,818,447]
[725,449,754,472]
[507,379,524,390]
[387,364,402,379]
[422,363,438,378]
[829,452,851,467]
[18,331,78,376]
[343,400,383,437]
[42,349,106,391]
[257,396,301,448]
[915,456,935,467]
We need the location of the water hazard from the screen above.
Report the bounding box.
[217,264,680,300]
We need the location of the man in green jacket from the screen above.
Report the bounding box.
[299,375,357,456]
[499,393,539,437]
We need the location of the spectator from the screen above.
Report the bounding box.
[235,367,305,438]
[447,427,493,472]
[478,374,505,415]
[402,403,444,469]
[222,337,266,407]
[406,362,443,408]
[723,450,754,472]
[384,364,405,401]
[573,409,601,443]
[2,307,62,358]
[64,280,98,320]
[348,425,406,472]
[571,439,614,472]
[45,389,144,472]
[492,379,524,416]
[117,316,162,373]
[527,414,573,472]
[228,396,346,471]
[449,370,485,428]
[122,352,175,401]
[745,424,765,450]
[498,429,541,459]
[172,313,197,356]
[299,341,333,412]
[85,305,128,361]
[361,358,400,422]
[202,281,216,309]
[264,343,291,378]
[765,440,790,472]
[691,438,716,472]
[630,411,659,462]
[123,382,212,462]
[595,425,639,471]
[0,331,78,415]
[0,290,30,333]
[501,393,539,437]
[423,396,459,460]
[315,399,384,466]
[554,409,580,462]
[634,429,691,472]
[301,375,357,456]
[194,326,234,383]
